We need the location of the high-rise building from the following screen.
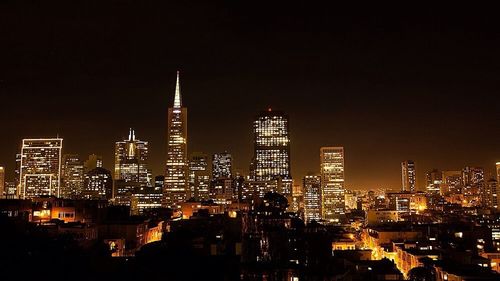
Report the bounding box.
[84,154,103,173]
[496,162,500,183]
[114,129,151,186]
[61,154,84,199]
[15,153,21,196]
[163,71,188,208]
[19,138,63,199]
[212,152,232,180]
[303,174,321,223]
[483,178,498,209]
[320,147,345,221]
[189,152,210,201]
[425,169,442,194]
[462,166,484,196]
[401,160,416,192]
[114,129,152,207]
[441,170,462,194]
[82,167,113,200]
[0,166,5,197]
[250,109,292,197]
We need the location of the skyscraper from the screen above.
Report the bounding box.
[189,152,210,201]
[303,174,321,223]
[320,146,345,221]
[0,166,5,197]
[425,169,442,194]
[496,162,500,183]
[250,109,292,197]
[462,166,484,196]
[114,129,151,207]
[114,129,151,186]
[212,152,232,180]
[19,138,63,199]
[163,71,188,208]
[61,154,84,199]
[483,178,498,209]
[441,170,462,194]
[401,160,416,192]
[82,167,113,200]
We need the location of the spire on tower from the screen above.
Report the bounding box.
[173,70,181,108]
[128,128,135,141]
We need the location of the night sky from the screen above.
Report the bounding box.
[1,2,499,189]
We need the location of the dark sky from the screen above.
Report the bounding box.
[1,1,499,189]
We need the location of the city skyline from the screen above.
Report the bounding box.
[1,3,499,190]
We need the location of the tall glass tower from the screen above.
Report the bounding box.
[401,160,416,192]
[19,138,63,199]
[320,146,345,221]
[250,109,292,197]
[163,71,188,208]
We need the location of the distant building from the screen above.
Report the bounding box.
[189,152,210,201]
[114,129,152,208]
[441,170,462,194]
[19,138,63,199]
[114,128,151,187]
[212,152,232,179]
[250,109,292,197]
[0,166,4,197]
[303,175,321,223]
[462,166,484,196]
[496,162,500,183]
[425,169,442,194]
[401,160,416,192]
[84,154,103,173]
[163,71,189,208]
[483,178,498,209]
[61,154,84,199]
[82,167,113,200]
[321,146,345,221]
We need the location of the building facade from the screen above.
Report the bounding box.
[401,160,416,192]
[250,109,292,197]
[19,138,63,199]
[189,152,210,201]
[212,152,232,180]
[320,146,345,221]
[0,166,4,197]
[61,154,84,199]
[303,175,321,223]
[82,167,113,200]
[163,71,189,208]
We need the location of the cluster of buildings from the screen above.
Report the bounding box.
[0,71,499,280]
[0,71,349,223]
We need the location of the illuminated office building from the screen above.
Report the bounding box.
[19,138,63,199]
[114,129,151,186]
[61,154,84,199]
[483,178,498,209]
[401,160,416,192]
[114,129,152,207]
[303,174,321,223]
[189,152,210,201]
[82,167,113,200]
[425,169,442,194]
[212,152,232,179]
[496,162,500,182]
[0,166,5,197]
[320,147,345,221]
[84,154,103,173]
[250,109,292,196]
[163,71,188,208]
[462,166,484,196]
[441,170,462,194]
